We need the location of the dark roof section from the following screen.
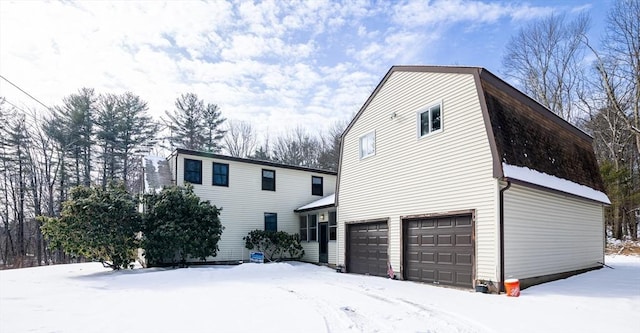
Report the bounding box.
[478,70,605,192]
[338,65,605,195]
[175,148,337,176]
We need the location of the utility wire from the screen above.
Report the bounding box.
[1,97,29,114]
[0,74,51,110]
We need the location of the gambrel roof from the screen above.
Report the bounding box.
[340,66,606,203]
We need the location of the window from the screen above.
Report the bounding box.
[418,103,442,137]
[299,215,308,241]
[212,162,229,187]
[184,159,202,184]
[264,213,277,232]
[359,131,376,159]
[329,211,336,241]
[312,176,323,196]
[262,169,275,191]
[308,214,317,241]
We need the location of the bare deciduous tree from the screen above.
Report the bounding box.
[503,13,590,123]
[272,127,321,167]
[223,120,257,158]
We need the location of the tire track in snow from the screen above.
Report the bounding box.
[320,280,495,333]
[278,280,493,333]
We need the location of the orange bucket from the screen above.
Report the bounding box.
[504,279,520,297]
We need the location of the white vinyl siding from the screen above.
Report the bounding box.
[503,183,604,279]
[328,241,337,265]
[175,153,336,262]
[338,71,498,282]
[301,243,319,263]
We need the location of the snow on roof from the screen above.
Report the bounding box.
[503,163,610,205]
[295,193,335,212]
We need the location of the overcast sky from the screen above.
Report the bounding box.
[0,0,609,139]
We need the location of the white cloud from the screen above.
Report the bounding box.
[392,0,553,26]
[0,0,590,147]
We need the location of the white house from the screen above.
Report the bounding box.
[143,148,337,263]
[336,66,610,290]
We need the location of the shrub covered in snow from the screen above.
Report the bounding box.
[243,230,304,262]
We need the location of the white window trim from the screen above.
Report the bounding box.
[416,101,443,138]
[359,130,376,159]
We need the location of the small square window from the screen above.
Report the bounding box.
[212,163,229,187]
[312,176,323,196]
[262,169,275,191]
[419,103,443,137]
[184,159,202,184]
[359,131,375,159]
[264,213,277,232]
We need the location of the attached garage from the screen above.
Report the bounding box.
[337,66,610,292]
[403,214,474,288]
[347,221,388,277]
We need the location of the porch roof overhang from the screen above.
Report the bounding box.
[294,193,335,213]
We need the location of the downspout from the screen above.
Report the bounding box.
[499,180,511,293]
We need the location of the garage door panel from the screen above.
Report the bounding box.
[404,214,474,288]
[456,216,472,227]
[438,234,453,245]
[456,253,473,265]
[456,234,472,245]
[347,221,388,277]
[421,220,435,228]
[438,218,453,228]
[421,235,435,245]
[438,270,454,284]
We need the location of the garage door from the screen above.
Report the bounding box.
[403,214,473,288]
[347,221,388,277]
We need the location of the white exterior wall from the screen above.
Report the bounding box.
[338,71,499,281]
[503,183,605,279]
[175,153,336,262]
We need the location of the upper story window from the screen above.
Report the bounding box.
[262,169,276,191]
[312,176,323,196]
[184,158,202,184]
[212,162,229,187]
[264,213,277,232]
[359,131,375,159]
[418,102,442,137]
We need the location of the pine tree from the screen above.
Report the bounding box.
[163,93,225,152]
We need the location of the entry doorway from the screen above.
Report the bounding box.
[319,222,328,263]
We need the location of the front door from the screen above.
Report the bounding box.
[319,222,328,263]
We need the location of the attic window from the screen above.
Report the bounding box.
[359,131,376,159]
[418,102,442,137]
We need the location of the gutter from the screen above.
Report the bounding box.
[499,180,511,293]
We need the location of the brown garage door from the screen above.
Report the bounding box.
[347,221,388,277]
[403,214,473,288]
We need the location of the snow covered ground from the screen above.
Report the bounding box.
[1,256,639,333]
